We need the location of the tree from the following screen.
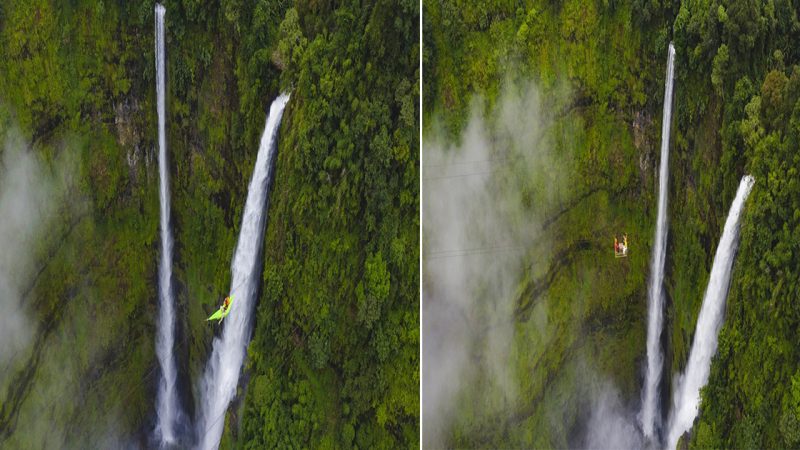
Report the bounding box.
[711,44,729,96]
[275,8,306,82]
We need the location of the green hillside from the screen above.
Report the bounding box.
[423,0,800,448]
[0,0,418,448]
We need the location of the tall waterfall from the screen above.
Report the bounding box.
[666,175,754,450]
[197,93,290,450]
[154,3,182,445]
[640,42,676,442]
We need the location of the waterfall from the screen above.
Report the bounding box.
[640,42,676,442]
[197,93,290,450]
[154,3,182,445]
[666,175,754,449]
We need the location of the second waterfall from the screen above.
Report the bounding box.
[196,93,290,450]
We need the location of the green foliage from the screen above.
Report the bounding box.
[0,1,162,445]
[690,61,800,449]
[424,1,656,447]
[0,0,416,447]
[426,0,800,448]
[240,0,419,447]
[358,252,390,329]
[275,8,307,84]
[711,44,729,96]
[780,410,800,447]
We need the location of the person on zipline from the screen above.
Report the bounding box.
[614,234,629,258]
[207,296,233,322]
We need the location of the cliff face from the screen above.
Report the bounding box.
[0,0,418,447]
[0,3,161,446]
[423,0,800,448]
[237,1,419,447]
[423,2,658,446]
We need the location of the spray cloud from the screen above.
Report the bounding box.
[422,82,566,446]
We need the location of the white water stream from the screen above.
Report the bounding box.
[640,42,676,442]
[197,93,289,450]
[666,175,754,450]
[154,4,182,445]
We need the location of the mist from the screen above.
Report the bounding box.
[422,82,567,446]
[583,379,645,450]
[0,124,136,448]
[0,128,60,370]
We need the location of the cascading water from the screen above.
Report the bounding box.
[640,42,676,442]
[666,175,754,450]
[154,4,183,445]
[197,93,290,450]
